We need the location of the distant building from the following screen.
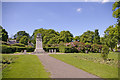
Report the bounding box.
[7,40,19,44]
[7,39,34,47]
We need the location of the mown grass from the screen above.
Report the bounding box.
[2,54,50,78]
[2,55,19,69]
[50,53,119,79]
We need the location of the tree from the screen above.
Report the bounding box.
[112,0,120,43]
[74,36,80,41]
[112,0,120,25]
[31,28,73,45]
[14,31,30,41]
[19,36,29,45]
[79,30,94,43]
[101,45,109,61]
[31,28,60,45]
[93,29,100,44]
[104,25,118,51]
[114,24,120,42]
[0,26,8,42]
[100,37,105,45]
[59,31,73,43]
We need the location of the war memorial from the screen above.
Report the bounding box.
[34,33,45,53]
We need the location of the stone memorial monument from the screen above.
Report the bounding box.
[34,33,45,53]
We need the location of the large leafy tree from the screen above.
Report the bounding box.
[19,36,29,45]
[74,36,80,42]
[79,30,94,43]
[112,0,120,43]
[59,31,73,43]
[14,31,30,41]
[31,28,73,45]
[112,0,120,25]
[104,25,118,51]
[31,28,59,44]
[44,29,59,44]
[93,29,100,44]
[100,37,106,45]
[0,26,8,42]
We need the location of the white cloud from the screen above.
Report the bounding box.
[76,8,82,12]
[102,0,110,3]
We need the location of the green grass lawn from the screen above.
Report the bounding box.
[2,54,50,78]
[49,53,119,79]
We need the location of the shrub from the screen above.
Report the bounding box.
[11,43,25,47]
[59,47,78,53]
[0,41,10,45]
[91,44,102,53]
[59,45,66,53]
[59,42,78,53]
[26,47,35,52]
[77,43,85,53]
[101,45,109,60]
[1,45,35,53]
[14,47,35,52]
[84,43,91,53]
[68,47,78,53]
[118,46,120,49]
[77,47,85,53]
[64,42,103,53]
[114,45,118,52]
[15,47,26,52]
[1,45,15,53]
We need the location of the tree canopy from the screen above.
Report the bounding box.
[31,28,73,45]
[74,36,80,42]
[0,26,8,42]
[19,36,29,45]
[93,29,100,44]
[79,30,94,43]
[112,0,120,44]
[59,31,73,43]
[104,25,118,51]
[112,0,120,24]
[14,31,30,41]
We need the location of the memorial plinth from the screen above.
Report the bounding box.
[34,33,45,53]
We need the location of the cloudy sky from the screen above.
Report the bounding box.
[2,1,117,37]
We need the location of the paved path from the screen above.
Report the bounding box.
[37,54,101,78]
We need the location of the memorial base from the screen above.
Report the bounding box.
[34,49,45,54]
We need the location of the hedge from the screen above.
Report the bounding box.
[1,45,60,53]
[65,47,78,53]
[0,41,10,45]
[26,47,35,52]
[59,46,78,53]
[11,43,25,47]
[1,45,15,53]
[1,45,35,53]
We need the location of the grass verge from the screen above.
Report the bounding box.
[49,53,118,79]
[2,54,50,78]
